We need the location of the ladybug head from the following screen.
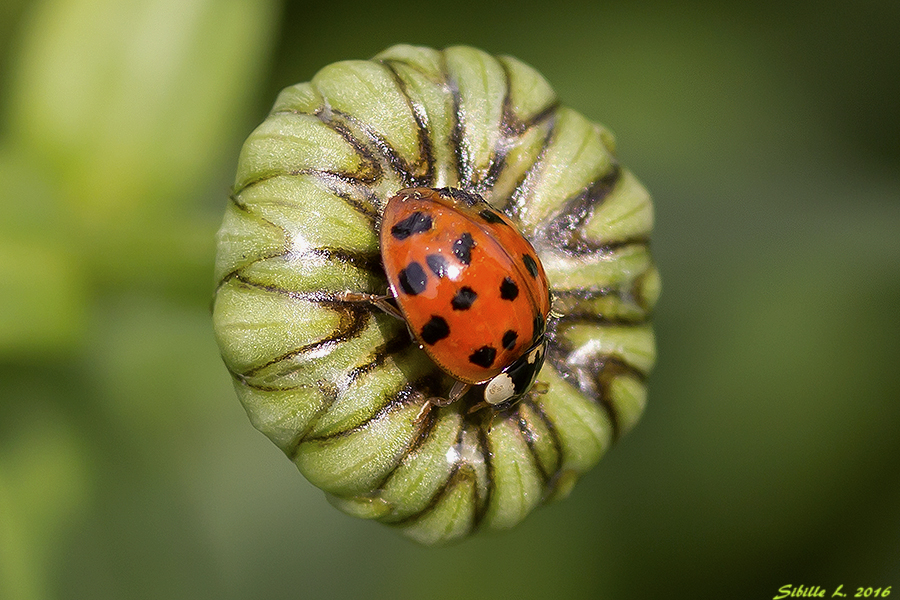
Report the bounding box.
[482,337,548,409]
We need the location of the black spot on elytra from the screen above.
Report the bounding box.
[391,211,432,240]
[479,209,505,225]
[426,253,448,278]
[398,262,427,295]
[420,316,450,345]
[453,233,475,265]
[502,330,518,350]
[500,277,519,301]
[451,287,477,310]
[523,253,539,278]
[469,345,496,368]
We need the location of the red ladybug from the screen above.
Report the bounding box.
[376,187,551,412]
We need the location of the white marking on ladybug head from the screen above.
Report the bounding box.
[484,373,515,405]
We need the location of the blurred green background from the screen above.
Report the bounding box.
[1,0,898,598]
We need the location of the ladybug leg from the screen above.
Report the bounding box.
[335,291,404,321]
[446,380,471,403]
[465,401,499,432]
[531,381,549,395]
[414,381,470,423]
[469,379,547,415]
[466,400,490,414]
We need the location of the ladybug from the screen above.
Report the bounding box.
[374,187,551,413]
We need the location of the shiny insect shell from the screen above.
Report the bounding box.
[379,187,551,409]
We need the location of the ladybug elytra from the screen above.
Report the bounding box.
[377,187,551,413]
